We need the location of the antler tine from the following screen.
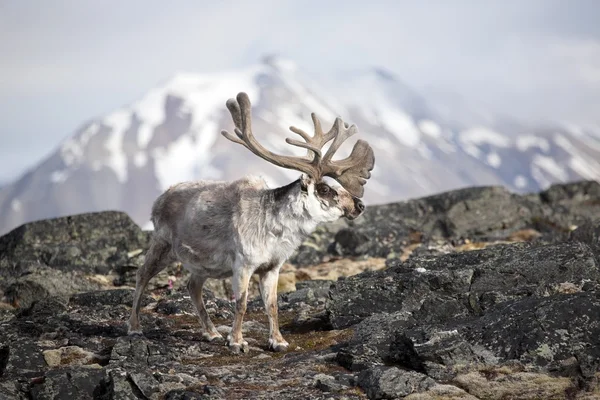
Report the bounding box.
[322,118,358,163]
[288,126,312,143]
[221,92,320,177]
[221,92,375,197]
[287,113,339,162]
[318,117,374,198]
[221,97,248,146]
[322,138,375,198]
[284,138,323,159]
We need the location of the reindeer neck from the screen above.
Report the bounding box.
[258,179,317,236]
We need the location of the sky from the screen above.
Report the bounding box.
[1,0,599,184]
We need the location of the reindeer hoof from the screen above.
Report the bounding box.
[268,339,289,352]
[227,338,249,354]
[202,331,223,342]
[126,322,144,336]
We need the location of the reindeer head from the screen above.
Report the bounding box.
[221,92,375,222]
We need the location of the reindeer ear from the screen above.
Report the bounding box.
[300,174,312,193]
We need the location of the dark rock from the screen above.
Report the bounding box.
[129,370,160,399]
[0,182,599,399]
[285,288,315,305]
[331,228,371,256]
[462,291,600,371]
[533,181,600,235]
[18,296,69,320]
[69,289,150,308]
[0,380,21,400]
[328,241,599,330]
[165,390,208,400]
[1,337,47,378]
[539,180,600,205]
[156,299,182,315]
[3,266,105,309]
[0,211,150,277]
[109,337,151,367]
[313,373,349,393]
[202,385,226,397]
[357,366,435,399]
[336,312,417,372]
[0,343,9,377]
[28,367,109,400]
[386,326,498,381]
[290,222,346,266]
[290,180,600,266]
[342,291,600,384]
[152,291,199,316]
[106,368,140,400]
[570,221,600,263]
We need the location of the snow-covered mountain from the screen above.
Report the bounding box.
[2,56,600,235]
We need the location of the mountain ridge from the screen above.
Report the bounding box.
[1,56,599,235]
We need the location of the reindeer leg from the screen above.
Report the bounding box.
[259,264,289,352]
[228,264,251,353]
[187,273,222,341]
[128,238,171,335]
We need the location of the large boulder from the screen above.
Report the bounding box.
[0,211,154,308]
[292,180,600,266]
[341,291,600,384]
[0,211,150,276]
[327,241,599,330]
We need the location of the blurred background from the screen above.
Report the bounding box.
[1,0,599,234]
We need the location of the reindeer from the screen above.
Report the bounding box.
[127,92,375,353]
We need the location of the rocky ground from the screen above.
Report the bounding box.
[1,181,600,399]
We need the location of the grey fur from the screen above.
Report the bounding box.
[127,174,364,352]
[128,91,372,353]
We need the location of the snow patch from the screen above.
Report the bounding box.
[459,127,510,148]
[552,134,600,180]
[418,120,442,138]
[134,152,148,168]
[569,156,600,180]
[103,110,131,182]
[137,124,155,149]
[133,87,167,130]
[514,175,528,189]
[168,67,263,129]
[142,220,154,230]
[60,123,100,166]
[532,154,569,182]
[50,170,69,183]
[486,152,502,168]
[414,330,459,347]
[553,134,575,151]
[562,122,585,137]
[343,72,421,147]
[417,143,433,159]
[463,144,482,159]
[11,199,22,212]
[153,122,221,190]
[516,135,550,152]
[271,57,298,73]
[383,109,421,147]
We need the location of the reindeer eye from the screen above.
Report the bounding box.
[317,185,330,195]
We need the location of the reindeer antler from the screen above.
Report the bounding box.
[221,92,375,198]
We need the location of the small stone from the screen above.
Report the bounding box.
[43,346,98,367]
[278,271,297,293]
[358,366,435,399]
